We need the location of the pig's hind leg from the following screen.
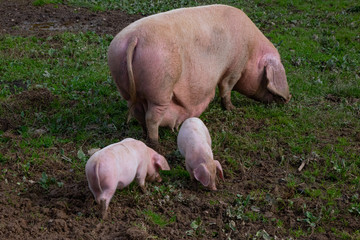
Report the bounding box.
[99,199,108,219]
[145,103,169,147]
[96,188,116,219]
[131,102,147,137]
[95,180,117,219]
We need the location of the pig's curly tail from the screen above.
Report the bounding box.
[126,36,138,123]
[95,161,103,193]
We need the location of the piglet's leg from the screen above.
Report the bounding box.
[136,162,148,193]
[185,164,195,181]
[99,199,108,219]
[96,187,116,219]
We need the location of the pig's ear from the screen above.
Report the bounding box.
[153,153,170,171]
[194,163,210,187]
[214,160,224,181]
[265,63,290,102]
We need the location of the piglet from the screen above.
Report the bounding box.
[85,138,170,219]
[177,117,224,190]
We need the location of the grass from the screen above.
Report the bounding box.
[143,209,176,227]
[1,0,360,238]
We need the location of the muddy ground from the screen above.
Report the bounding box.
[0,1,358,239]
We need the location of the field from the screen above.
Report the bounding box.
[0,0,359,239]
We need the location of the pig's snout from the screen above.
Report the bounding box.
[262,91,291,104]
[285,94,292,103]
[277,93,291,104]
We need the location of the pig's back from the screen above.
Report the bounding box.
[177,117,212,156]
[90,139,145,188]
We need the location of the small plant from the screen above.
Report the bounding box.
[0,168,8,181]
[255,229,272,240]
[226,194,251,220]
[186,217,204,237]
[349,194,360,216]
[152,184,175,197]
[77,148,87,162]
[297,211,319,228]
[38,172,63,190]
[0,153,7,164]
[22,162,31,176]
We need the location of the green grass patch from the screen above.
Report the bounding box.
[143,209,176,227]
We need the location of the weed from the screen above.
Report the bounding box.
[38,172,63,190]
[348,194,360,216]
[297,211,319,228]
[226,194,251,220]
[0,153,7,164]
[21,162,31,176]
[290,227,307,238]
[186,217,205,237]
[255,229,272,240]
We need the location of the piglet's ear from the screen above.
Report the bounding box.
[194,163,210,187]
[214,160,224,181]
[153,153,170,171]
[265,63,290,102]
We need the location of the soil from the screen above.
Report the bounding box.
[0,1,359,239]
[0,0,142,37]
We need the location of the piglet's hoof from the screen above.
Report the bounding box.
[140,185,147,194]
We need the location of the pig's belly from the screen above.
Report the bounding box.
[116,165,137,189]
[160,94,214,130]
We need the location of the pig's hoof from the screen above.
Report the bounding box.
[221,98,236,111]
[147,140,160,151]
[225,103,235,111]
[140,185,147,194]
[99,199,108,219]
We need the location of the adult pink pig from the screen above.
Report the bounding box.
[177,117,224,190]
[85,138,170,219]
[108,4,291,145]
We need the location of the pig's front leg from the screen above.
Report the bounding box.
[136,162,148,193]
[218,76,240,111]
[185,164,195,181]
[221,96,235,111]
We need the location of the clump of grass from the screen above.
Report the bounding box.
[32,0,63,6]
[143,209,176,227]
[65,0,240,14]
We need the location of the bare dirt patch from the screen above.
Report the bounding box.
[0,0,142,37]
